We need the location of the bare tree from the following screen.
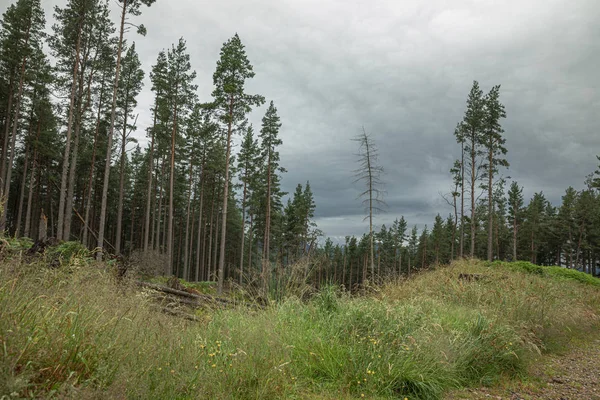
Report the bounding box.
[353,127,386,279]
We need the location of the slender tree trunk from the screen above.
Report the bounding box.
[82,89,104,247]
[217,96,234,294]
[452,196,457,260]
[153,155,164,251]
[166,79,179,275]
[487,140,494,261]
[15,144,29,237]
[470,132,476,257]
[143,106,157,252]
[263,154,272,291]
[460,143,465,257]
[207,184,215,281]
[195,169,204,281]
[531,228,535,264]
[57,19,83,241]
[1,19,32,232]
[513,217,518,261]
[115,106,129,254]
[183,161,194,281]
[63,105,83,241]
[2,62,29,231]
[212,197,220,283]
[97,0,127,260]
[155,155,166,252]
[0,82,14,200]
[247,212,253,277]
[575,223,584,269]
[239,172,248,284]
[24,121,41,238]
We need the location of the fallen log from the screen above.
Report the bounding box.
[136,280,264,309]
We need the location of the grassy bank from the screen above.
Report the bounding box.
[1,256,599,399]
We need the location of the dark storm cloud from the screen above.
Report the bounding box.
[38,0,600,241]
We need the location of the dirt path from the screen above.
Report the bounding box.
[446,338,600,400]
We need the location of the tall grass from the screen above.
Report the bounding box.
[1,258,599,399]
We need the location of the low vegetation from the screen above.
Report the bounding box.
[1,252,599,399]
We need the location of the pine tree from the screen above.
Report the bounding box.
[115,42,144,254]
[482,85,508,261]
[211,33,264,294]
[143,49,167,253]
[0,0,46,232]
[258,101,284,289]
[559,187,578,268]
[507,181,523,261]
[97,0,156,259]
[455,81,486,257]
[391,216,407,274]
[407,225,418,277]
[237,124,259,282]
[164,37,196,275]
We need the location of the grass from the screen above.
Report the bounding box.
[1,256,599,399]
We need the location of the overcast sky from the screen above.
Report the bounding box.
[30,0,600,242]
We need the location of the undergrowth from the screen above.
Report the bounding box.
[1,257,599,399]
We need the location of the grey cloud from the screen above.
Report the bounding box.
[37,0,600,239]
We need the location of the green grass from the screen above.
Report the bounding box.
[489,260,600,287]
[1,257,599,399]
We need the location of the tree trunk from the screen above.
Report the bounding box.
[143,106,157,252]
[247,212,253,277]
[24,121,41,238]
[512,217,518,261]
[97,0,127,260]
[487,140,494,261]
[57,19,83,242]
[263,153,272,291]
[207,184,216,281]
[15,143,29,237]
[459,142,465,257]
[154,155,166,251]
[183,160,194,281]
[239,171,248,284]
[63,105,83,241]
[0,82,14,203]
[167,80,179,276]
[195,169,204,281]
[470,131,476,257]
[82,89,104,247]
[1,20,32,232]
[115,99,130,254]
[217,96,234,294]
[2,61,29,231]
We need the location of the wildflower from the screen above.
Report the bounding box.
[211,364,216,368]
[158,367,162,371]
[361,394,365,398]
[170,370,175,374]
[195,365,198,369]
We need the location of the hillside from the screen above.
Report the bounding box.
[1,252,599,399]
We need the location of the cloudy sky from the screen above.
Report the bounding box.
[34,0,600,241]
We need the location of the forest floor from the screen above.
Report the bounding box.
[446,337,600,400]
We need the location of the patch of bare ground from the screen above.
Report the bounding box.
[446,338,600,400]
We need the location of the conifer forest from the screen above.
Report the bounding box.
[0,0,599,291]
